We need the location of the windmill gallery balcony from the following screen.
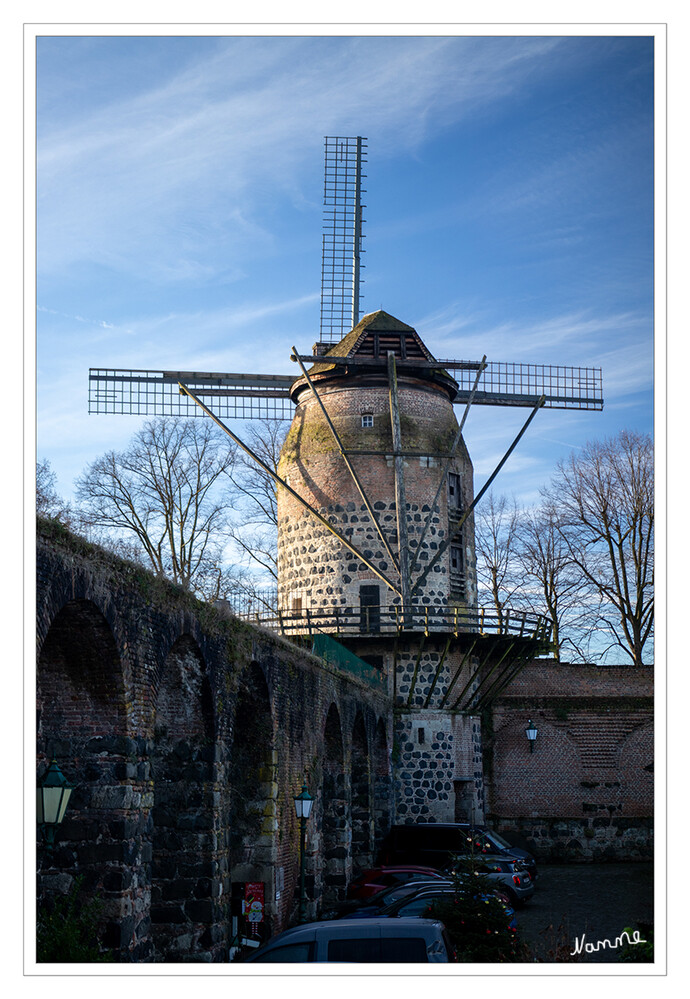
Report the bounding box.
[230,596,552,644]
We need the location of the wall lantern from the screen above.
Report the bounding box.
[525,719,538,753]
[293,783,313,923]
[37,759,75,848]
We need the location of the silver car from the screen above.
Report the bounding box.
[448,853,534,905]
[242,917,455,962]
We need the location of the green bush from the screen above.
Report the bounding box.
[37,878,112,963]
[619,923,653,962]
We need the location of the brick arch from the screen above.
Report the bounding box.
[619,723,654,816]
[150,633,217,961]
[350,711,372,871]
[321,702,348,906]
[36,597,136,950]
[228,661,276,939]
[491,716,584,818]
[38,597,128,742]
[372,716,391,849]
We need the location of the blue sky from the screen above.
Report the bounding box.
[36,32,655,510]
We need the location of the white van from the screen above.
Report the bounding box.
[242,917,455,963]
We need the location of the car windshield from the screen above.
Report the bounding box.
[485,830,513,850]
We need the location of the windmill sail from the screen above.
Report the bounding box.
[320,136,366,340]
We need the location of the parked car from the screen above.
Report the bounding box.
[371,883,517,932]
[455,824,538,881]
[325,877,454,920]
[346,864,447,900]
[242,917,456,963]
[377,822,538,881]
[447,855,534,906]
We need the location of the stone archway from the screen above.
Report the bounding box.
[150,634,216,962]
[321,703,348,906]
[228,662,276,939]
[351,713,372,872]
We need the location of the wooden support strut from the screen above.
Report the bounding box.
[291,346,400,572]
[177,382,402,597]
[387,353,412,621]
[472,652,529,712]
[423,635,453,709]
[411,394,546,596]
[447,640,498,711]
[406,633,428,708]
[462,640,516,712]
[439,638,478,709]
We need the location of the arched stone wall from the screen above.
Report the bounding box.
[372,717,391,851]
[150,634,216,961]
[350,712,372,871]
[36,598,145,954]
[321,703,348,905]
[35,525,393,959]
[228,661,277,938]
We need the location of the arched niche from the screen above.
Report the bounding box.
[321,703,348,906]
[372,717,391,851]
[150,634,216,962]
[36,599,132,958]
[350,713,372,871]
[228,661,276,940]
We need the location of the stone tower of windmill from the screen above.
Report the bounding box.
[278,307,489,822]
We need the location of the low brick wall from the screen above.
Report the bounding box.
[484,661,653,862]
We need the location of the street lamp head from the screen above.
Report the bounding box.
[37,759,75,847]
[293,783,313,820]
[525,719,538,753]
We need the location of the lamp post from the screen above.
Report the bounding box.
[37,759,75,848]
[293,783,313,924]
[525,719,538,754]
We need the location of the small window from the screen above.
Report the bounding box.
[361,413,374,428]
[418,727,426,744]
[448,472,461,511]
[449,544,465,600]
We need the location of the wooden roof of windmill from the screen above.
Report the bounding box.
[308,310,438,375]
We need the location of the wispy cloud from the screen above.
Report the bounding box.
[37,36,565,281]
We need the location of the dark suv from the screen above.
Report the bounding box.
[377,823,538,881]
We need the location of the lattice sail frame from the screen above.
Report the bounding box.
[320,136,367,338]
[89,360,602,419]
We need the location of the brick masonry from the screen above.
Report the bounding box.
[484,661,654,861]
[36,520,392,962]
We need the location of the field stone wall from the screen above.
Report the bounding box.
[36,519,392,962]
[277,378,478,615]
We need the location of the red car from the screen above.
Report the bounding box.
[346,865,446,900]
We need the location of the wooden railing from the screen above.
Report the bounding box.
[240,603,552,643]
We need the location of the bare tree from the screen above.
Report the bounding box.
[36,458,72,525]
[515,501,599,662]
[546,430,653,665]
[474,493,524,628]
[75,417,240,599]
[225,420,288,585]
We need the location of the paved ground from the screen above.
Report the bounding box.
[515,862,654,964]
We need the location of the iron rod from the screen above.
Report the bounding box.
[178,382,402,596]
[291,346,399,571]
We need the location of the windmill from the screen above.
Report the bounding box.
[88,136,603,721]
